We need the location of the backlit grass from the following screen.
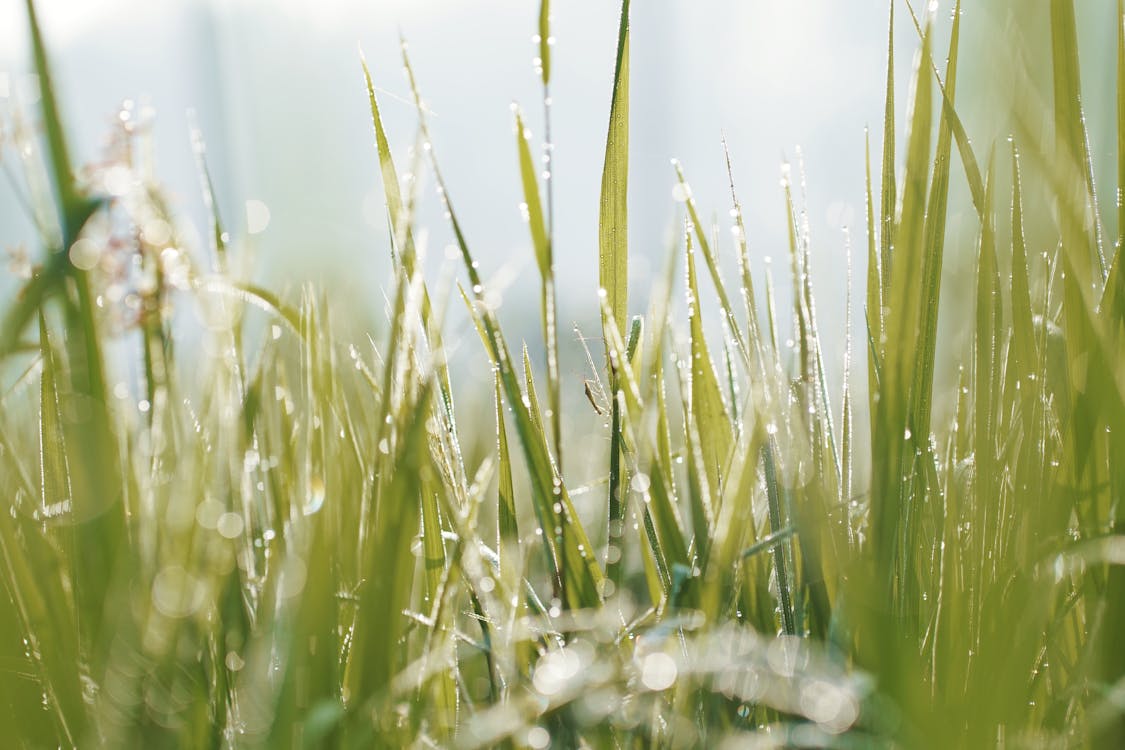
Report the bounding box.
[1,0,1124,747]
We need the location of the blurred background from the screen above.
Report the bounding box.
[0,0,1117,435]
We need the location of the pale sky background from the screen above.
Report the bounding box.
[0,0,1118,432]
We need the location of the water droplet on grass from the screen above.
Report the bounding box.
[305,476,326,515]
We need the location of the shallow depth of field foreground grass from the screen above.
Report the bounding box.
[1,0,1125,746]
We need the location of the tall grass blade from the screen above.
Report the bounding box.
[1049,0,1107,279]
[879,0,896,292]
[686,235,733,511]
[909,0,962,444]
[871,20,931,629]
[599,0,630,346]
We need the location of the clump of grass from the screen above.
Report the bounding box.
[1,0,1124,746]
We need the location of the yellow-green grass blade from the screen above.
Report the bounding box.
[1119,0,1125,262]
[972,154,999,594]
[599,0,631,600]
[599,0,630,353]
[29,314,84,741]
[740,526,797,562]
[361,54,415,265]
[904,3,985,220]
[722,140,769,381]
[784,162,842,498]
[605,315,637,590]
[24,0,100,246]
[522,344,548,444]
[686,235,733,500]
[836,230,856,563]
[267,479,347,747]
[1104,0,1125,319]
[0,490,83,744]
[539,0,551,85]
[879,0,896,292]
[597,301,686,601]
[188,119,231,270]
[652,364,689,572]
[700,427,765,621]
[393,45,607,609]
[458,289,604,609]
[1050,0,1107,279]
[20,3,126,659]
[343,383,433,716]
[495,375,518,566]
[865,129,884,416]
[515,109,551,279]
[1120,0,1125,252]
[363,53,462,456]
[460,287,559,583]
[675,162,750,365]
[514,107,562,472]
[1009,147,1038,375]
[871,23,932,607]
[37,312,70,545]
[419,479,457,740]
[1095,11,1125,723]
[0,268,63,363]
[909,0,962,445]
[762,440,796,636]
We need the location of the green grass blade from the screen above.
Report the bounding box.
[907,2,985,219]
[879,0,896,291]
[343,384,433,713]
[606,316,642,589]
[865,129,884,416]
[686,234,733,502]
[538,0,551,85]
[361,54,415,265]
[908,0,962,444]
[722,140,769,380]
[741,526,797,561]
[762,440,796,636]
[675,161,750,365]
[599,0,630,349]
[514,108,563,469]
[515,109,550,279]
[842,230,855,542]
[24,0,98,240]
[496,376,518,563]
[23,10,123,641]
[871,22,932,607]
[1119,0,1125,258]
[1009,147,1038,372]
[1050,0,1107,279]
[1107,0,1125,319]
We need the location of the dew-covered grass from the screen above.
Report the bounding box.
[1,0,1124,746]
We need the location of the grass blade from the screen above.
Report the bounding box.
[879,0,896,292]
[599,0,630,347]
